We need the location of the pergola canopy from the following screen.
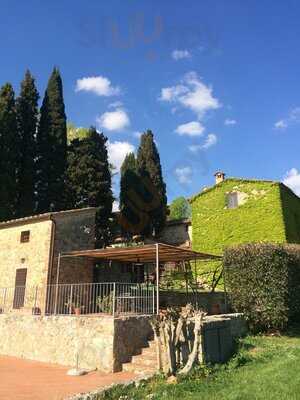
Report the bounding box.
[62,243,220,263]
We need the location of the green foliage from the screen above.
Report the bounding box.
[67,122,91,143]
[120,152,137,211]
[224,243,300,331]
[136,130,167,235]
[191,179,287,256]
[36,67,67,213]
[66,127,113,246]
[0,83,18,221]
[16,70,39,217]
[169,196,191,220]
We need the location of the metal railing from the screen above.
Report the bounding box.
[0,282,156,317]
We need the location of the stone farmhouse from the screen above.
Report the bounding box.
[0,207,96,312]
[190,172,300,255]
[0,173,254,374]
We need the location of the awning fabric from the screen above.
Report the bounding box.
[62,243,221,263]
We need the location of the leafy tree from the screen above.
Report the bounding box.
[169,196,191,220]
[67,122,90,144]
[0,83,19,221]
[36,67,67,213]
[16,70,39,217]
[136,130,167,235]
[66,127,113,246]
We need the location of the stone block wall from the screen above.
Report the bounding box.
[159,291,227,314]
[154,219,192,247]
[0,314,115,372]
[0,313,153,373]
[0,220,53,290]
[49,209,96,285]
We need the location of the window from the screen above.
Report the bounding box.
[20,230,30,243]
[227,192,239,209]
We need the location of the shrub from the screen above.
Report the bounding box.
[224,243,300,332]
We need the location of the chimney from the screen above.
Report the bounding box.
[214,171,226,184]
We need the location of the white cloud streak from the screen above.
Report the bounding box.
[97,109,130,131]
[76,76,120,96]
[224,118,237,126]
[172,49,191,60]
[107,141,135,172]
[160,72,221,119]
[283,168,300,196]
[274,107,300,130]
[175,121,205,137]
[188,133,217,152]
[174,166,193,185]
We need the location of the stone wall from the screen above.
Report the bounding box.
[50,209,96,285]
[201,313,247,363]
[160,291,227,314]
[0,313,153,373]
[0,220,53,290]
[155,219,192,247]
[0,314,115,372]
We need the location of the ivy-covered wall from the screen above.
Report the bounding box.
[280,184,300,244]
[191,179,288,256]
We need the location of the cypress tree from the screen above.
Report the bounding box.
[66,127,113,245]
[0,83,19,221]
[136,130,167,235]
[16,70,39,217]
[36,67,67,213]
[119,152,141,236]
[120,152,137,211]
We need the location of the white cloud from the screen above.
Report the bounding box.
[224,118,237,126]
[109,101,123,108]
[283,168,300,196]
[175,121,205,137]
[97,109,130,131]
[132,131,143,139]
[160,72,221,118]
[188,133,217,152]
[174,166,193,185]
[75,76,120,96]
[274,119,288,130]
[274,107,300,130]
[112,200,120,212]
[107,141,135,172]
[172,49,191,60]
[202,133,217,149]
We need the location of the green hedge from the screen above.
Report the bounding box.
[224,243,300,331]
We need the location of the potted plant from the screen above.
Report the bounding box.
[65,296,82,315]
[96,293,113,314]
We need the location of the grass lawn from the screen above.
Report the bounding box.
[100,326,300,400]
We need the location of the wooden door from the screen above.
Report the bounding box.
[13,268,27,309]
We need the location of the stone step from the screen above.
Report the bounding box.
[131,354,157,366]
[123,361,157,374]
[122,339,157,375]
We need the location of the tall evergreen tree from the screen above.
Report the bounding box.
[120,152,137,211]
[0,83,19,221]
[136,130,167,235]
[119,152,141,236]
[16,70,39,217]
[36,67,67,213]
[66,127,113,245]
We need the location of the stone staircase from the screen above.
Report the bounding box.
[122,338,158,375]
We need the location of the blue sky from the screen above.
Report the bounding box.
[2,0,300,204]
